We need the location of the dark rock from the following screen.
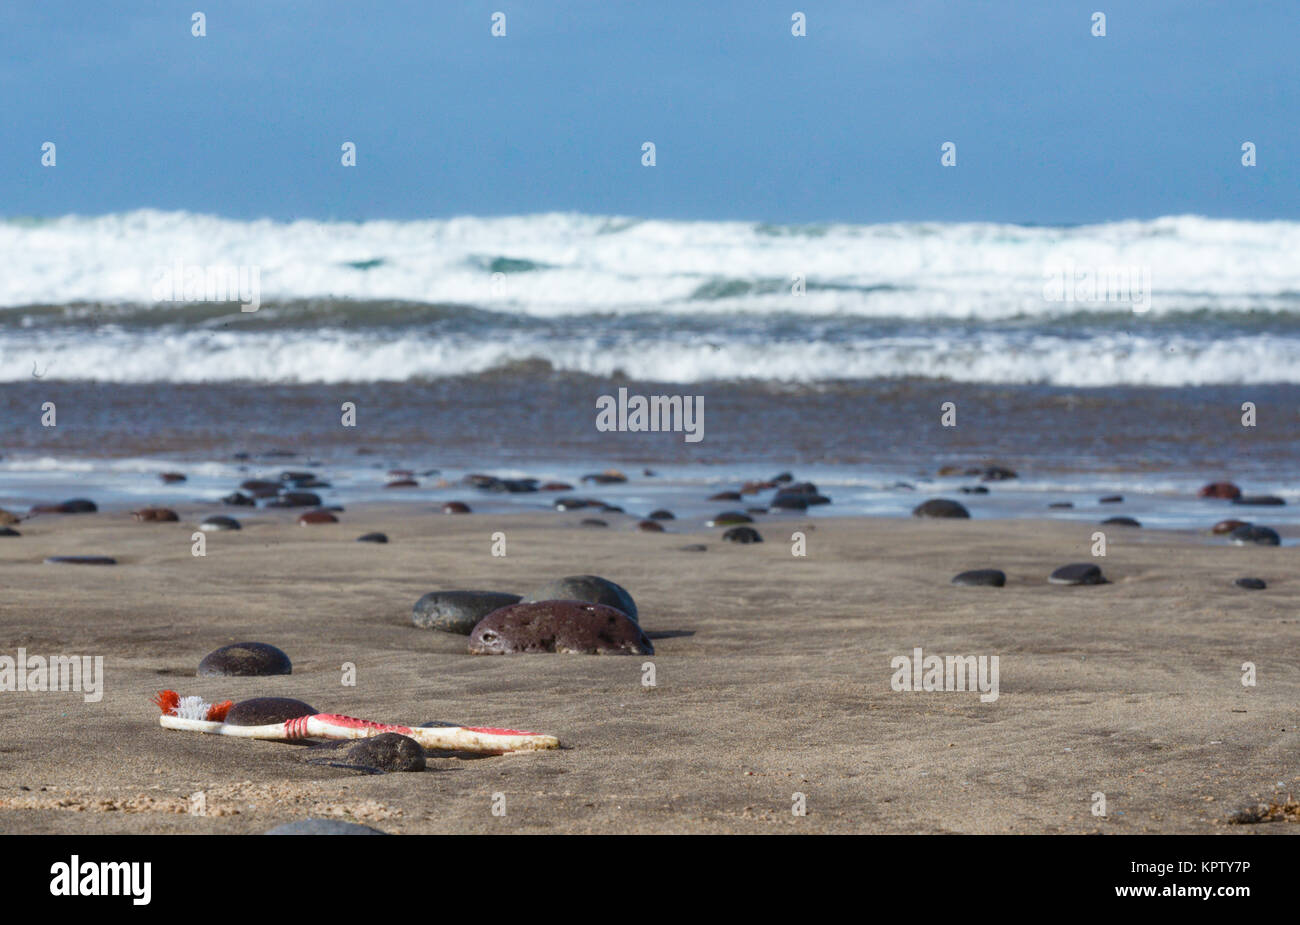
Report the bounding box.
[600,505,625,513]
[44,556,116,565]
[951,569,1006,587]
[412,590,524,634]
[1048,563,1107,585]
[1099,495,1123,504]
[522,575,638,622]
[1048,502,1074,509]
[770,494,809,511]
[980,466,1017,481]
[199,515,241,531]
[266,491,321,508]
[912,499,970,519]
[198,642,292,677]
[1212,519,1250,535]
[540,481,574,491]
[647,509,675,520]
[771,472,794,483]
[160,472,187,483]
[679,544,708,552]
[297,510,339,525]
[1233,495,1286,506]
[581,471,627,485]
[1234,577,1267,590]
[441,501,471,514]
[1102,517,1141,527]
[708,491,742,501]
[30,498,98,515]
[224,696,315,725]
[240,479,280,494]
[132,507,179,522]
[780,482,820,495]
[468,601,652,655]
[221,492,256,506]
[1198,481,1241,500]
[708,511,753,526]
[345,733,425,772]
[740,480,777,494]
[580,518,608,528]
[553,497,600,511]
[385,479,419,489]
[636,520,665,532]
[1230,525,1280,546]
[0,526,19,537]
[280,471,315,483]
[721,526,763,544]
[959,486,989,495]
[356,532,388,543]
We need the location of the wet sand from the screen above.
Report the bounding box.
[0,504,1296,834]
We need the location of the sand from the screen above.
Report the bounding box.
[0,504,1296,834]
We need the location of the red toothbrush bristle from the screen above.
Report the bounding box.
[153,690,181,715]
[207,700,233,722]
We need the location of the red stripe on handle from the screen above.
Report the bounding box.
[315,713,412,735]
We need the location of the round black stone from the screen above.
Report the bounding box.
[345,733,425,772]
[1048,563,1107,585]
[224,697,317,725]
[412,590,524,634]
[951,569,1006,587]
[198,642,292,677]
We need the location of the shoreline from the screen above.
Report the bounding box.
[0,506,1295,833]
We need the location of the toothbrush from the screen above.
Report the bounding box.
[153,690,560,754]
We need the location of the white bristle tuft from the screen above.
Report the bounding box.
[175,695,213,721]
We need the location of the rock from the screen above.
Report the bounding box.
[679,544,707,552]
[240,479,280,494]
[522,575,638,622]
[721,526,763,544]
[708,511,753,526]
[0,526,19,537]
[132,507,179,522]
[708,491,742,501]
[960,485,989,495]
[740,480,777,494]
[265,819,386,835]
[1212,519,1250,534]
[198,642,292,677]
[780,482,820,495]
[582,470,627,485]
[600,504,625,513]
[580,518,608,528]
[937,465,969,476]
[770,494,809,510]
[30,499,97,514]
[1230,525,1280,546]
[160,472,187,483]
[951,569,1006,587]
[44,556,116,565]
[265,491,321,508]
[980,466,1018,481]
[498,479,539,493]
[1099,495,1123,504]
[224,696,316,725]
[1233,495,1286,506]
[1234,577,1267,590]
[1048,563,1107,585]
[385,479,418,489]
[441,501,471,514]
[636,520,665,532]
[0,509,20,525]
[553,497,601,511]
[463,474,500,490]
[468,601,653,655]
[647,509,675,520]
[1048,502,1073,509]
[771,472,794,483]
[297,510,339,525]
[344,733,425,772]
[1198,481,1241,499]
[356,532,388,543]
[280,471,316,482]
[1102,516,1141,527]
[412,590,523,634]
[221,492,256,506]
[540,481,574,491]
[912,499,970,519]
[199,515,241,531]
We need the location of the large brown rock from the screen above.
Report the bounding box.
[468,601,653,655]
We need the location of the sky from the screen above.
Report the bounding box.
[2,0,1296,225]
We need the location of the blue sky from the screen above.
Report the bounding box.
[2,0,1296,224]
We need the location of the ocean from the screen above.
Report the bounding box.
[1,210,1297,527]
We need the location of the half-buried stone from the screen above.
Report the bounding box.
[0,527,19,537]
[1234,577,1267,590]
[1230,525,1280,546]
[442,501,471,514]
[412,590,523,634]
[1048,563,1108,586]
[297,510,338,525]
[132,507,179,522]
[522,575,637,622]
[45,555,116,565]
[224,696,315,725]
[1233,495,1286,506]
[951,569,1006,587]
[30,498,98,514]
[721,526,763,544]
[912,499,970,519]
[198,642,292,677]
[1102,516,1141,527]
[636,520,665,532]
[708,511,753,526]
[1212,519,1250,535]
[200,515,241,531]
[468,601,653,655]
[356,532,388,543]
[344,733,425,772]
